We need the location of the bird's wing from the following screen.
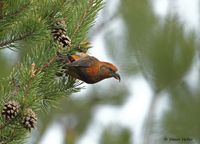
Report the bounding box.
[67,56,98,68]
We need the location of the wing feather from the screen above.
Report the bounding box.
[67,56,98,68]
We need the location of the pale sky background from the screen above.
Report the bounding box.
[39,0,199,144]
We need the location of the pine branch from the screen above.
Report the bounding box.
[0,1,3,18]
[37,56,57,73]
[68,0,103,46]
[0,0,103,143]
[0,32,32,49]
[0,2,29,20]
[0,15,50,51]
[71,0,94,40]
[0,120,12,130]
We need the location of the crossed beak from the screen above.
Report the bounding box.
[113,73,121,82]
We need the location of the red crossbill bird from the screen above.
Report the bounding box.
[62,53,121,84]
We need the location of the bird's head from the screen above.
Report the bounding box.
[100,62,121,81]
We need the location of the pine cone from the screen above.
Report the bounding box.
[22,108,37,131]
[52,20,71,48]
[1,100,20,121]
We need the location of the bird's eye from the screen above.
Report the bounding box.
[108,68,113,72]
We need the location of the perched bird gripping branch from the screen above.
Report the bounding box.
[58,53,121,84]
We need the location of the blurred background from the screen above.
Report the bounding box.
[1,0,200,144]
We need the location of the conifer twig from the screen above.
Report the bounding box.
[0,32,32,49]
[0,1,3,18]
[0,0,103,142]
[0,2,29,19]
[71,0,94,40]
[0,120,12,130]
[36,55,57,74]
[0,115,19,131]
[24,64,36,99]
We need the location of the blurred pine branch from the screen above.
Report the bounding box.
[121,0,198,144]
